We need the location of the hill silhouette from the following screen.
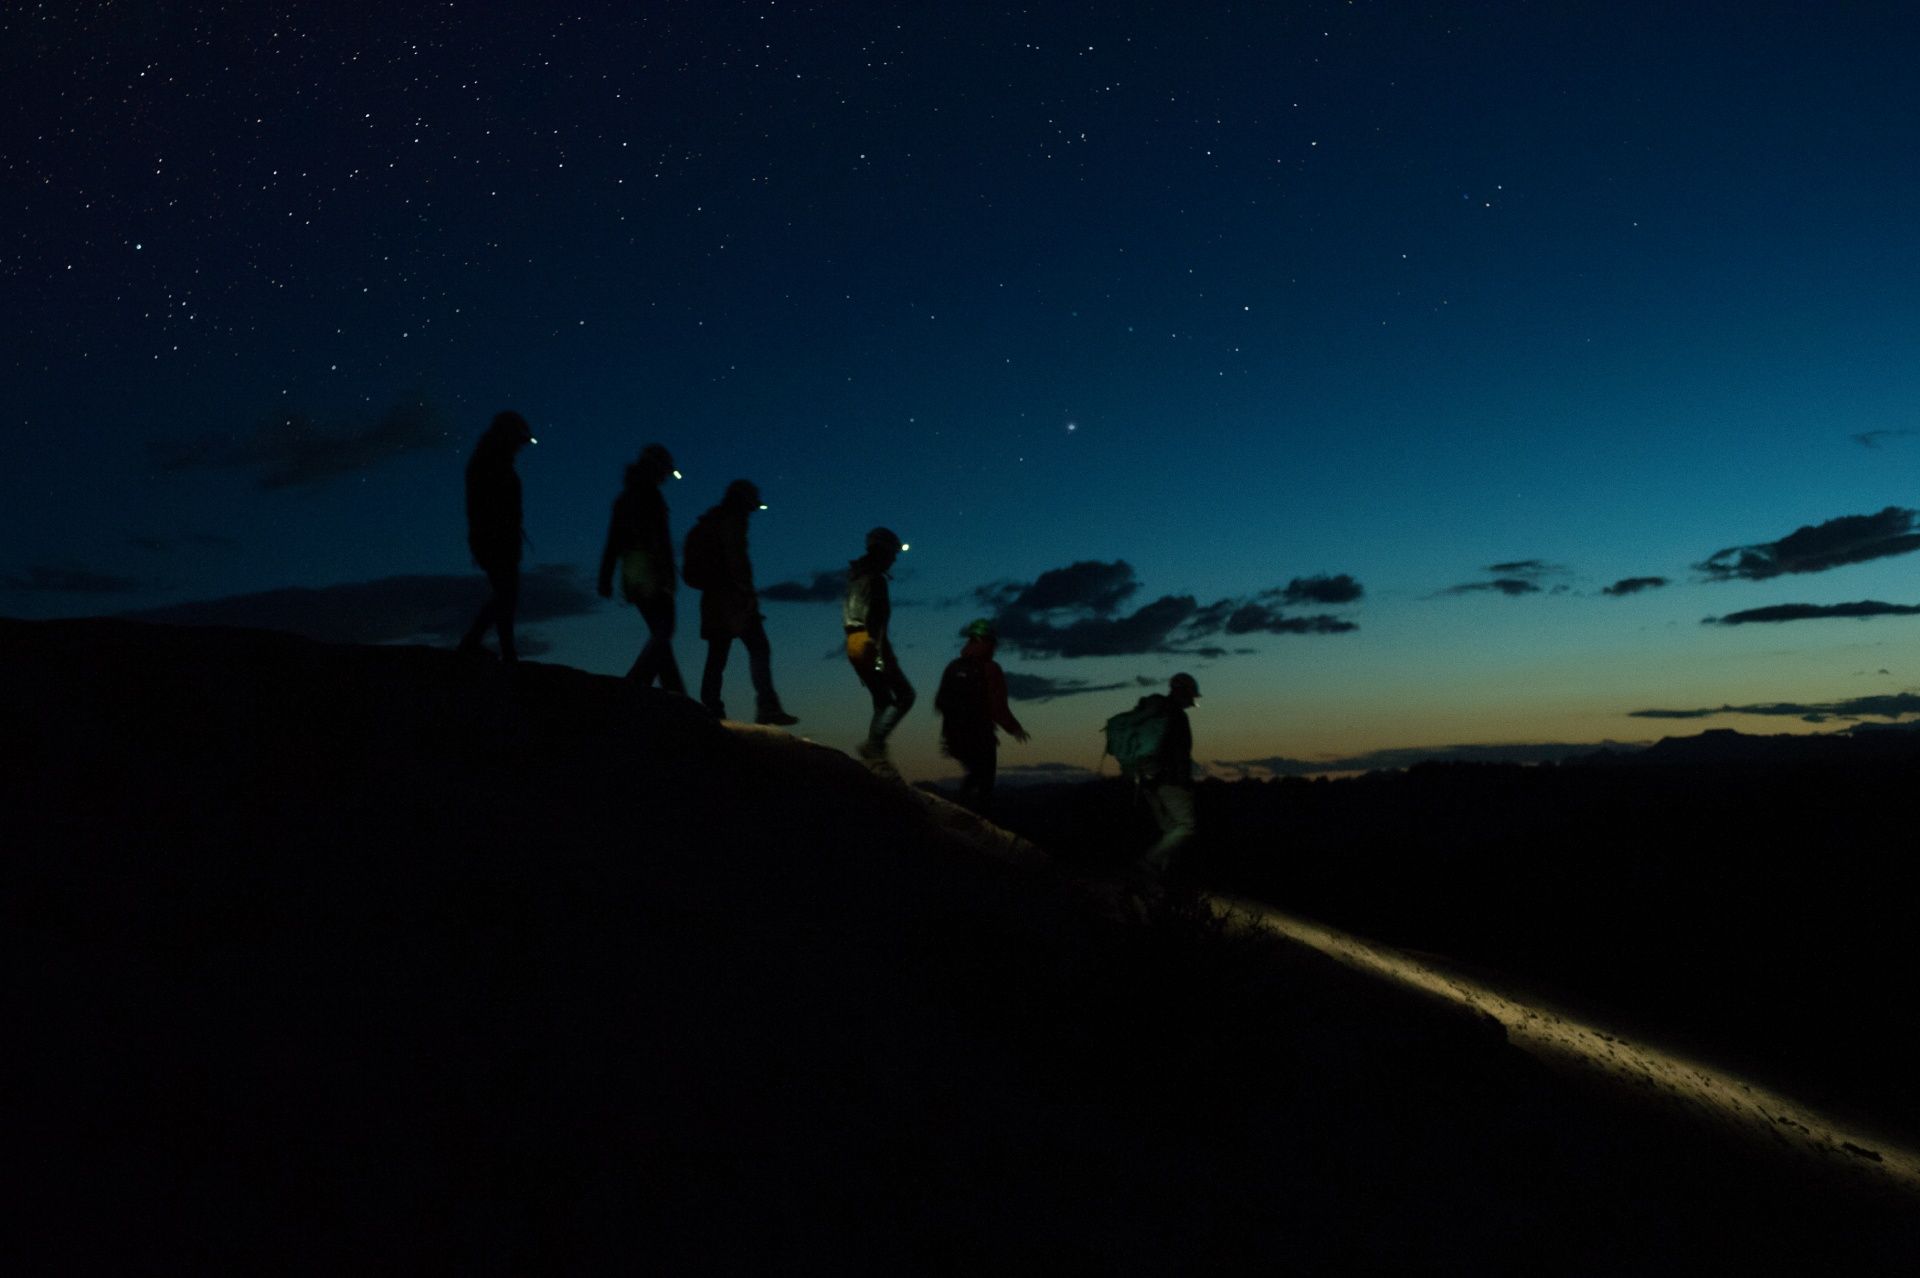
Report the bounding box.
[6,617,1917,1272]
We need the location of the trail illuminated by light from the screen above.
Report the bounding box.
[1209,894,1920,1197]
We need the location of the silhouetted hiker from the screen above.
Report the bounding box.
[1103,672,1200,880]
[458,410,535,663]
[597,443,686,693]
[683,479,798,725]
[934,618,1028,810]
[843,527,914,775]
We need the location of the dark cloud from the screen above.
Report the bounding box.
[1273,573,1364,605]
[1442,578,1542,597]
[1703,600,1920,626]
[1486,559,1562,578]
[975,560,1362,657]
[149,396,449,489]
[1008,560,1138,614]
[1219,740,1643,777]
[120,563,597,645]
[1,564,145,594]
[1629,692,1920,724]
[1001,672,1131,703]
[1697,507,1920,582]
[1852,429,1916,449]
[996,593,1201,658]
[1602,576,1670,597]
[1438,559,1567,597]
[761,569,845,603]
[1222,604,1358,635]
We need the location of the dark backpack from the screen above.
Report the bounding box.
[935,656,991,729]
[681,514,722,591]
[1104,695,1172,776]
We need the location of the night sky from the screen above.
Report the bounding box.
[8,2,1920,779]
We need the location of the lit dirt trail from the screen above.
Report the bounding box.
[1209,894,1920,1199]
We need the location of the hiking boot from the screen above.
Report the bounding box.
[856,738,900,779]
[756,707,799,727]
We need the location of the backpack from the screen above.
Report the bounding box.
[681,514,722,591]
[935,656,991,728]
[1103,695,1172,777]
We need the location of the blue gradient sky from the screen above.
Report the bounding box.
[6,2,1920,777]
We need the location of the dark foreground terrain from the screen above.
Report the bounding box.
[993,733,1920,1146]
[6,617,1917,1273]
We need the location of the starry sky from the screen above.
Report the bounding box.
[7,1,1920,779]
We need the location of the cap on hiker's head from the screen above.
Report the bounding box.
[490,410,535,444]
[1170,672,1200,699]
[964,618,996,641]
[726,479,764,510]
[866,526,903,555]
[638,443,675,476]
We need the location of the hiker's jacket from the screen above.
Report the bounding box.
[1149,702,1195,787]
[938,638,1024,754]
[598,483,675,601]
[842,557,893,644]
[697,506,758,638]
[465,443,522,570]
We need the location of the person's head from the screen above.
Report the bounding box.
[723,479,764,514]
[631,443,676,487]
[864,526,903,569]
[963,617,997,653]
[486,410,536,452]
[1168,672,1201,707]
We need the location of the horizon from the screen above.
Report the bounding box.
[7,3,1920,780]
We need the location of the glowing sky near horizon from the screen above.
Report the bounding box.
[5,2,1920,778]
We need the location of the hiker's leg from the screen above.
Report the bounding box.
[459,594,495,652]
[634,595,685,692]
[701,634,732,715]
[489,564,520,663]
[868,657,915,743]
[1140,783,1196,875]
[741,619,783,714]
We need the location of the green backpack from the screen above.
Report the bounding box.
[1104,695,1171,776]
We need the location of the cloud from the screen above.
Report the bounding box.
[1602,576,1670,597]
[1001,672,1131,703]
[1218,740,1644,777]
[761,569,845,603]
[1442,578,1542,597]
[996,593,1204,657]
[1222,604,1358,635]
[1629,692,1920,724]
[1697,507,1920,582]
[1852,429,1916,449]
[1007,560,1139,614]
[1,564,145,594]
[149,396,449,489]
[1703,600,1920,626]
[1438,559,1566,597]
[976,561,1363,657]
[120,563,598,645]
[1273,573,1364,605]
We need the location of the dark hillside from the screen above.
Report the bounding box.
[5,618,1917,1272]
[994,748,1920,1144]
